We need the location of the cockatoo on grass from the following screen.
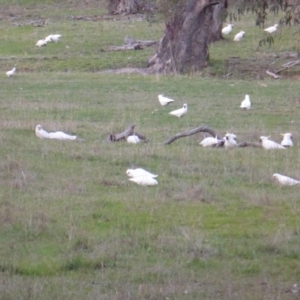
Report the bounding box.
[50,34,62,42]
[260,136,286,149]
[158,94,175,106]
[222,24,233,35]
[234,31,246,41]
[264,24,278,34]
[169,104,188,118]
[128,176,158,186]
[199,136,219,147]
[6,67,16,77]
[280,133,293,147]
[35,125,77,140]
[126,168,158,178]
[127,135,140,144]
[240,94,251,110]
[273,173,300,186]
[36,39,47,47]
[224,133,237,148]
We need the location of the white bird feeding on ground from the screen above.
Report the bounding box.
[264,24,278,33]
[50,34,62,42]
[224,133,237,148]
[199,136,219,147]
[126,168,158,178]
[127,135,140,144]
[273,173,300,186]
[35,124,77,140]
[36,39,47,47]
[6,67,16,77]
[222,24,233,35]
[280,133,293,147]
[234,31,246,41]
[45,35,53,43]
[169,104,188,118]
[260,136,286,149]
[240,94,251,110]
[126,168,158,186]
[48,131,77,140]
[35,125,50,139]
[128,176,158,186]
[158,94,175,106]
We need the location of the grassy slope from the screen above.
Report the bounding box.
[1,1,300,299]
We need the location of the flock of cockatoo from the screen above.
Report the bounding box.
[222,22,278,42]
[4,22,297,187]
[5,34,62,78]
[33,90,299,187]
[158,95,188,118]
[36,34,62,47]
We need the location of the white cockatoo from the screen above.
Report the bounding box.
[50,34,62,42]
[224,133,237,148]
[158,94,175,106]
[234,31,246,41]
[199,136,219,147]
[35,125,50,139]
[273,173,300,186]
[264,24,278,34]
[35,124,77,140]
[45,35,53,43]
[128,176,158,186]
[222,24,233,35]
[260,136,286,150]
[48,131,77,140]
[6,67,16,77]
[36,39,47,47]
[126,168,158,178]
[280,133,293,147]
[169,104,188,118]
[240,94,251,110]
[127,135,140,144]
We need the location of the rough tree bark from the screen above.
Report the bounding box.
[208,0,228,43]
[147,0,223,74]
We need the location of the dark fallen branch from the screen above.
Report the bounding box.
[124,37,158,47]
[163,124,263,148]
[108,124,147,142]
[237,141,262,148]
[109,44,143,51]
[108,125,135,142]
[109,37,158,52]
[163,125,222,145]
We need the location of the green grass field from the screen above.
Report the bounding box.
[1,1,300,299]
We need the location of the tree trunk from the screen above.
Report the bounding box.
[147,0,221,74]
[208,0,228,43]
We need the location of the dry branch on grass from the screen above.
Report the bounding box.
[163,124,262,148]
[163,125,222,145]
[108,124,147,142]
[109,37,158,51]
[266,59,300,79]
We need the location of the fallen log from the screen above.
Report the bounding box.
[108,124,135,142]
[163,124,263,148]
[108,124,147,142]
[109,37,158,51]
[237,141,262,148]
[163,125,222,145]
